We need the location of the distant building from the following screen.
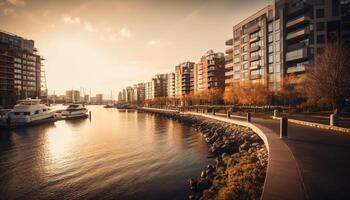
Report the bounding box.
[167,72,176,98]
[118,91,123,102]
[145,82,152,100]
[194,50,225,93]
[135,83,146,103]
[65,90,80,103]
[95,94,103,104]
[84,94,90,103]
[175,62,195,97]
[0,31,44,107]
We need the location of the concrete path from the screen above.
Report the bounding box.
[219,113,350,200]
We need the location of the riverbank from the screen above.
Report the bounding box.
[138,108,268,200]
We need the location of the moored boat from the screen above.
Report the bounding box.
[62,104,88,119]
[1,98,56,128]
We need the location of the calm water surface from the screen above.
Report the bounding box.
[0,106,213,200]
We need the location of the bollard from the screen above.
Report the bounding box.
[280,117,288,138]
[246,112,251,122]
[330,114,338,126]
[212,109,216,116]
[274,109,279,118]
[89,111,92,120]
[227,111,231,119]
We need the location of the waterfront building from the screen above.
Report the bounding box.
[65,90,80,103]
[275,0,350,85]
[175,62,195,97]
[95,94,103,104]
[118,91,123,102]
[167,72,176,98]
[145,82,152,100]
[225,5,276,89]
[194,50,225,93]
[84,94,90,103]
[0,31,44,107]
[144,74,168,100]
[136,83,146,103]
[225,1,350,91]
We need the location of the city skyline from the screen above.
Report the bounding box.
[0,0,272,96]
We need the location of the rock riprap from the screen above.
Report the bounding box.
[139,109,268,200]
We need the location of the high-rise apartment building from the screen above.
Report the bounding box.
[225,5,276,89]
[132,83,145,103]
[225,1,350,91]
[275,0,350,81]
[194,50,225,93]
[95,94,103,104]
[0,31,43,107]
[175,62,195,97]
[65,90,80,103]
[167,72,176,98]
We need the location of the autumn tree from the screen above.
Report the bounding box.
[223,82,240,105]
[279,75,305,106]
[305,41,350,115]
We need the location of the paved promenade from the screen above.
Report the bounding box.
[218,113,350,200]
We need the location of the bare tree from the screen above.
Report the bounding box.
[305,41,350,115]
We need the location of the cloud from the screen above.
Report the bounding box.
[84,22,95,32]
[3,8,14,15]
[147,40,159,46]
[6,0,25,6]
[118,27,131,39]
[62,15,81,24]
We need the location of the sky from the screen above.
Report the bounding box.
[0,0,272,97]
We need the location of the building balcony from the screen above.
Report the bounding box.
[286,28,309,41]
[225,61,234,68]
[250,64,261,70]
[286,16,310,28]
[208,60,215,66]
[248,24,260,34]
[250,36,260,43]
[250,45,260,52]
[287,2,311,17]
[225,54,233,62]
[250,55,260,61]
[286,65,307,74]
[250,74,261,80]
[225,38,233,46]
[286,47,308,62]
[225,70,234,76]
[225,47,233,54]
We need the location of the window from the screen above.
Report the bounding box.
[250,51,259,58]
[268,34,273,43]
[242,45,248,52]
[275,42,280,52]
[243,71,249,79]
[275,31,280,41]
[24,112,30,115]
[275,20,280,30]
[316,8,325,18]
[268,64,274,73]
[332,0,339,16]
[268,54,274,63]
[35,110,39,114]
[242,36,248,43]
[243,63,249,70]
[276,53,281,63]
[268,44,274,53]
[275,63,281,73]
[242,54,249,61]
[317,34,325,44]
[269,74,274,82]
[268,23,273,32]
[316,22,325,31]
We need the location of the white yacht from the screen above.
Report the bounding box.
[62,104,88,119]
[8,98,56,125]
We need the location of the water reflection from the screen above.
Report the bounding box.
[0,106,213,200]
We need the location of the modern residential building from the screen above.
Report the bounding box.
[84,94,90,103]
[225,1,350,91]
[194,50,225,93]
[118,91,123,102]
[144,74,168,100]
[145,82,152,100]
[275,0,350,81]
[65,90,80,103]
[95,93,103,104]
[132,83,146,103]
[175,62,195,97]
[225,5,276,89]
[167,72,176,98]
[0,31,43,107]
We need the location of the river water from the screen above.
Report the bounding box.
[0,106,213,200]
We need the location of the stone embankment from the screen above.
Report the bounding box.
[138,109,268,200]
